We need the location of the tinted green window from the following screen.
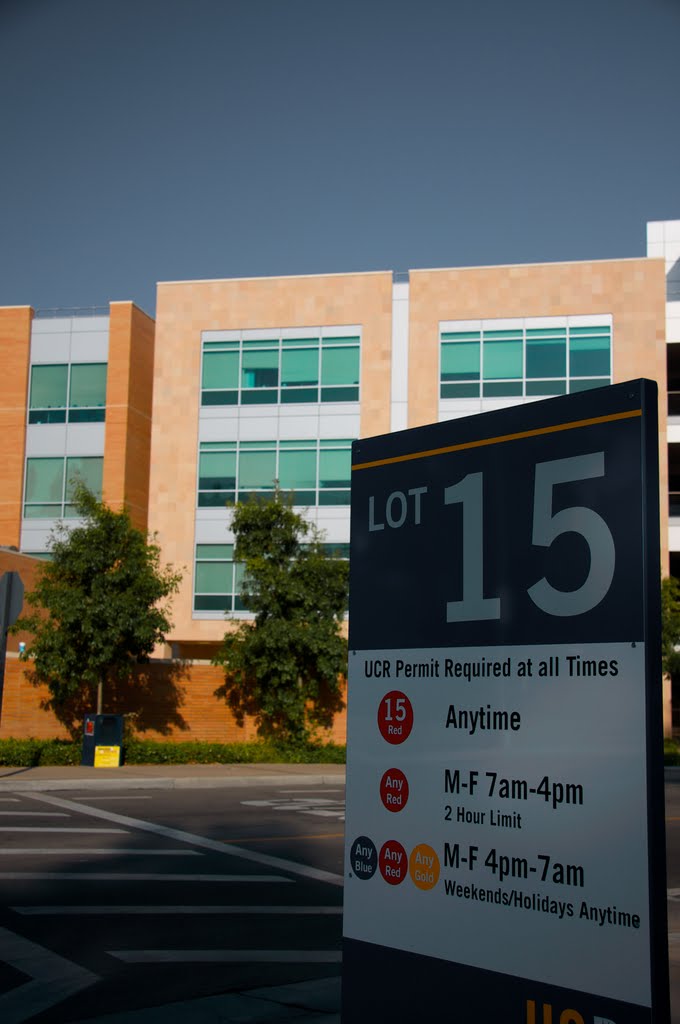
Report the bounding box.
[482,381,523,397]
[25,458,63,504]
[196,560,234,594]
[526,380,566,396]
[526,333,566,379]
[281,348,318,387]
[569,378,605,393]
[242,350,278,389]
[25,456,102,519]
[203,350,239,390]
[64,457,103,515]
[569,330,610,377]
[321,347,359,386]
[279,449,316,490]
[321,386,358,402]
[70,364,107,407]
[281,387,318,404]
[483,338,523,380]
[194,543,237,613]
[199,451,236,489]
[441,382,480,398]
[196,439,354,508]
[440,319,610,402]
[201,332,360,406]
[30,365,68,409]
[319,448,351,488]
[65,457,102,493]
[196,543,233,559]
[441,340,480,381]
[239,449,276,490]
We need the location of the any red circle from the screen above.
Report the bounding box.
[379,839,408,885]
[379,768,409,812]
[377,691,413,744]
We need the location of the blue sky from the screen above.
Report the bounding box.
[1,0,679,316]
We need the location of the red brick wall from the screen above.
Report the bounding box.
[0,548,348,745]
[0,657,348,744]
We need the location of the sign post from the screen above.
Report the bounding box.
[343,380,668,1023]
[0,571,25,725]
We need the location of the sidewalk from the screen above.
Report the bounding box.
[73,976,341,1024]
[0,762,346,792]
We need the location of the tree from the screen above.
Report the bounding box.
[662,576,680,676]
[13,484,182,721]
[213,492,348,744]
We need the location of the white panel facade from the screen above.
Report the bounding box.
[390,281,409,432]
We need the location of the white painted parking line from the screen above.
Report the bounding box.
[109,949,342,963]
[0,926,98,1023]
[24,792,344,886]
[0,827,128,833]
[242,796,346,822]
[0,873,293,883]
[0,798,20,803]
[0,848,201,856]
[0,811,69,817]
[13,904,340,915]
[70,795,152,801]
[304,809,345,817]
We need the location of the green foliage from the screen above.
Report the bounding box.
[12,484,182,729]
[661,576,680,676]
[123,738,346,764]
[0,738,346,766]
[0,739,80,767]
[664,738,680,766]
[213,492,348,743]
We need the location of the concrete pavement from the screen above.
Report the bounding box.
[0,763,344,1023]
[0,761,346,792]
[1,764,679,1021]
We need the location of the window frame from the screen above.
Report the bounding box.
[439,318,612,400]
[197,438,353,509]
[28,361,108,424]
[200,329,361,407]
[23,455,104,519]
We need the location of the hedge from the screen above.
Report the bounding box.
[0,738,346,767]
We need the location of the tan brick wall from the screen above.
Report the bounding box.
[151,273,392,645]
[103,302,155,533]
[0,308,32,547]
[408,257,669,569]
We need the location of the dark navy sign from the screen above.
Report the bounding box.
[343,381,669,1024]
[349,383,647,651]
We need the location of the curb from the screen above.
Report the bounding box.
[0,768,346,793]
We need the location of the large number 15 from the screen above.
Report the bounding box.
[445,452,616,622]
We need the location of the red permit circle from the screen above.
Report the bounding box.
[379,768,409,812]
[377,691,413,744]
[379,839,408,885]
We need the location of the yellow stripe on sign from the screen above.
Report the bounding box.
[351,408,642,472]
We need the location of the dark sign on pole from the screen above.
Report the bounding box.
[0,571,25,724]
[343,380,668,1023]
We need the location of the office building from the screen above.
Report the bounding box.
[0,219,675,737]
